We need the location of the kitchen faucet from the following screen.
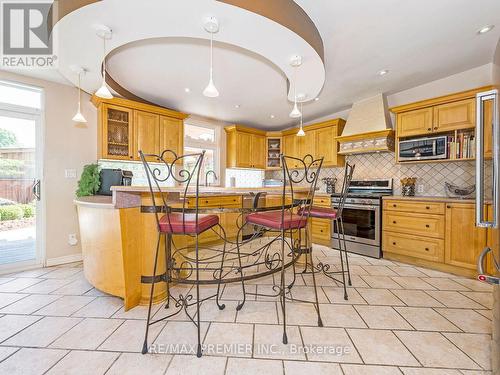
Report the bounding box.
[205,170,218,187]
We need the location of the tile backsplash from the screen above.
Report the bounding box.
[225,168,265,187]
[266,152,490,197]
[98,160,175,186]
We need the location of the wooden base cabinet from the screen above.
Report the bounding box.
[93,96,187,162]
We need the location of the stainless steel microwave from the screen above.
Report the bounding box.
[398,135,447,161]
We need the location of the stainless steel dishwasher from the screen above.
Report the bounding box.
[242,192,267,240]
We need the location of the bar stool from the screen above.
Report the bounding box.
[301,163,355,300]
[139,149,230,358]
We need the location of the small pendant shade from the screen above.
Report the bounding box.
[72,72,87,123]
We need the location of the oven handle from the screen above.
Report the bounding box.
[333,204,378,211]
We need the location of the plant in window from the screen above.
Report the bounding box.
[76,163,101,197]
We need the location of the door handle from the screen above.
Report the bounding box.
[32,179,41,201]
[477,247,500,285]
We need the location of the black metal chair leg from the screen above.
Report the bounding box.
[340,218,352,286]
[336,219,349,300]
[216,225,227,310]
[235,225,247,311]
[306,228,323,327]
[165,234,172,309]
[142,234,161,354]
[280,229,288,345]
[195,234,202,358]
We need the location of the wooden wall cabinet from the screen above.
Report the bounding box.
[397,107,434,138]
[93,96,187,162]
[433,99,475,133]
[225,125,267,169]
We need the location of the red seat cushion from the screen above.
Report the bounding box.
[299,206,337,219]
[159,213,219,234]
[246,211,307,230]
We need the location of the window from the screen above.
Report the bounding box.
[184,121,220,186]
[0,81,42,110]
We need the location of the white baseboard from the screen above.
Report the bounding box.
[45,253,83,267]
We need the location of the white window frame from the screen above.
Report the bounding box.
[0,80,45,274]
[184,119,221,186]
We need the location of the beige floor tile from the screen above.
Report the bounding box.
[204,322,253,357]
[196,299,238,322]
[151,320,209,355]
[290,285,329,303]
[0,346,18,361]
[322,287,367,304]
[357,288,405,306]
[0,348,67,375]
[0,277,15,284]
[460,371,492,375]
[51,277,94,295]
[300,326,362,363]
[366,258,396,266]
[361,276,403,289]
[0,293,27,309]
[320,304,367,328]
[341,364,403,374]
[254,324,305,360]
[453,279,493,292]
[20,279,73,294]
[423,278,470,291]
[345,275,369,288]
[221,283,256,301]
[166,355,226,375]
[426,291,484,309]
[72,296,123,318]
[302,272,344,287]
[391,277,435,290]
[391,290,444,307]
[347,329,418,366]
[107,352,172,375]
[0,294,61,314]
[460,292,493,309]
[34,295,95,316]
[237,301,278,324]
[284,360,342,375]
[112,304,161,320]
[435,309,492,333]
[355,306,412,329]
[388,266,426,277]
[400,368,461,374]
[395,331,479,369]
[50,317,123,349]
[84,288,112,297]
[277,302,318,326]
[475,309,493,320]
[42,268,82,279]
[4,316,81,347]
[226,357,283,375]
[444,333,492,370]
[394,307,460,332]
[45,350,119,375]
[362,265,399,276]
[256,284,283,301]
[0,314,41,342]
[0,278,43,292]
[418,268,458,278]
[101,319,165,352]
[12,268,53,278]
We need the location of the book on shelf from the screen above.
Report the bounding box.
[446,131,475,160]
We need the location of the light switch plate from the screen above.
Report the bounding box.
[65,169,77,179]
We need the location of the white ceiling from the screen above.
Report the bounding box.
[3,0,500,129]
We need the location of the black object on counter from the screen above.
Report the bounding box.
[97,169,133,195]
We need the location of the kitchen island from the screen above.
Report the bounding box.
[74,186,317,310]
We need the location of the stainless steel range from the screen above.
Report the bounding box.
[331,179,393,258]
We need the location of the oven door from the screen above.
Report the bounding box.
[332,203,380,246]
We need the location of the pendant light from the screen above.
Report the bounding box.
[95,26,113,99]
[203,17,219,98]
[297,102,305,137]
[289,55,302,118]
[72,68,87,123]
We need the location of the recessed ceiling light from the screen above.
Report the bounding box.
[314,97,320,101]
[234,104,240,109]
[378,69,389,76]
[477,25,494,34]
[184,88,190,93]
[270,114,275,119]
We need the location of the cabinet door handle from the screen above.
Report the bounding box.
[425,224,430,228]
[392,242,396,245]
[426,206,430,209]
[433,126,438,130]
[392,204,397,208]
[427,127,432,131]
[447,205,451,209]
[392,221,397,224]
[425,247,430,251]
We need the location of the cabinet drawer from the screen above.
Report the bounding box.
[383,211,444,238]
[383,200,445,215]
[313,196,331,207]
[189,195,242,208]
[383,231,444,262]
[311,218,331,241]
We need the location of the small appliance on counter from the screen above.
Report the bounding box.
[400,177,417,196]
[97,169,133,196]
[398,135,447,161]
